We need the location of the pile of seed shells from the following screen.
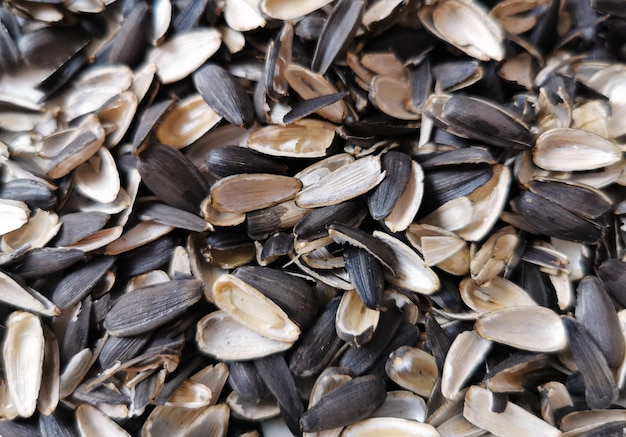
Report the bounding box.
[0,0,626,435]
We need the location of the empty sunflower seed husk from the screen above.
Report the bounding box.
[210,174,302,214]
[475,306,567,352]
[196,311,292,361]
[3,311,44,418]
[212,274,301,342]
[463,385,561,437]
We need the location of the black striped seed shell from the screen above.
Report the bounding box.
[104,280,203,336]
[563,316,618,409]
[575,276,624,368]
[193,63,255,127]
[300,374,387,432]
[368,151,412,220]
[137,143,211,214]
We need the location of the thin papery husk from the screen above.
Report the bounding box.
[419,0,505,61]
[533,128,622,171]
[147,28,222,84]
[212,274,301,342]
[247,119,336,158]
[475,306,567,352]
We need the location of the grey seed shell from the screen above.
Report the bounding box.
[228,361,268,403]
[294,199,366,242]
[194,63,255,127]
[598,259,626,307]
[575,276,624,368]
[254,354,303,436]
[300,374,387,432]
[515,191,605,244]
[51,256,115,310]
[11,247,84,278]
[0,179,57,210]
[338,307,402,375]
[39,412,74,437]
[289,296,343,377]
[54,212,110,247]
[104,279,203,336]
[205,146,288,179]
[368,151,412,220]
[98,333,151,370]
[138,203,208,232]
[108,2,149,67]
[564,316,618,409]
[137,143,211,214]
[311,0,365,74]
[344,245,385,310]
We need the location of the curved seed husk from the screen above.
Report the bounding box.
[370,390,427,422]
[0,270,60,316]
[284,64,347,123]
[534,128,622,171]
[459,276,538,314]
[247,119,336,158]
[342,417,439,437]
[373,231,440,295]
[233,266,318,328]
[46,114,105,179]
[370,75,420,120]
[147,28,221,84]
[210,174,302,214]
[196,311,293,360]
[441,330,492,400]
[384,160,424,233]
[463,386,561,437]
[193,63,255,128]
[297,156,385,208]
[419,0,505,61]
[212,274,301,342]
[475,306,567,352]
[3,311,44,418]
[155,94,222,148]
[74,147,120,204]
[76,403,130,437]
[335,289,379,346]
[386,346,438,398]
[260,0,333,20]
[300,375,387,432]
[104,280,203,336]
[0,199,30,235]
